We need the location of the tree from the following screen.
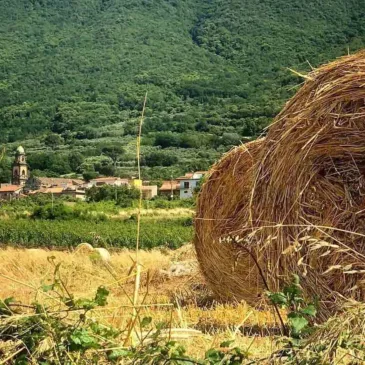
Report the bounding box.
[154,132,180,148]
[95,163,116,176]
[195,120,210,132]
[86,185,139,207]
[0,150,11,183]
[83,171,99,181]
[143,151,178,167]
[44,133,64,149]
[101,145,125,168]
[68,152,84,172]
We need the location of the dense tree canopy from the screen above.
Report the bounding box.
[0,0,364,178]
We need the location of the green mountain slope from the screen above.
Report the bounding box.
[0,0,364,180]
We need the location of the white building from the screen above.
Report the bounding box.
[176,171,207,199]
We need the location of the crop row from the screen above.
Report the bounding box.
[0,218,193,249]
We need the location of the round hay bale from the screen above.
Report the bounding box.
[195,51,365,319]
[195,139,265,306]
[249,51,365,318]
[74,243,94,254]
[93,247,111,263]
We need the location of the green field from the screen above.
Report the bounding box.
[0,217,193,249]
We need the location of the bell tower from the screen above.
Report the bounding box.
[12,146,29,186]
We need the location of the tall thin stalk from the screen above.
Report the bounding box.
[126,92,147,346]
[136,92,148,261]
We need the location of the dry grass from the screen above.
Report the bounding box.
[0,247,278,359]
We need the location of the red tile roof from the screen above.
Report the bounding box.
[0,185,22,193]
[31,187,64,194]
[176,173,194,180]
[160,181,180,191]
[91,177,129,183]
[37,177,84,186]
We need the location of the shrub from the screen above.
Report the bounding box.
[86,185,140,208]
[32,203,73,220]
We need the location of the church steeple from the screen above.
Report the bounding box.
[12,146,29,186]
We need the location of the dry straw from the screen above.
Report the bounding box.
[195,139,265,306]
[195,50,365,320]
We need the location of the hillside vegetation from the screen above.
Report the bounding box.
[0,0,365,180]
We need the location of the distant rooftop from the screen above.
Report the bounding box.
[37,177,84,186]
[176,171,207,180]
[0,185,22,193]
[160,180,180,191]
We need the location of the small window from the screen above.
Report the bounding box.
[22,169,25,176]
[184,190,188,194]
[184,182,189,189]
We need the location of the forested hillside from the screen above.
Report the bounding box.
[0,0,364,180]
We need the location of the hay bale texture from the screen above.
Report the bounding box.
[195,139,265,306]
[195,51,365,318]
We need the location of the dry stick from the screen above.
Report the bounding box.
[125,92,148,346]
[136,92,148,260]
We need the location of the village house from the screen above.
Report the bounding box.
[130,179,158,199]
[30,187,64,197]
[140,185,158,199]
[88,177,130,187]
[29,186,86,201]
[28,177,85,190]
[159,180,180,198]
[4,146,203,202]
[59,187,86,200]
[0,184,23,201]
[176,171,207,199]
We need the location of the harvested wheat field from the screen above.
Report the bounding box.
[0,247,278,360]
[195,50,365,320]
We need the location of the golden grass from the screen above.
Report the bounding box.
[0,247,278,359]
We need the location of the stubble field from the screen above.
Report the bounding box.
[0,246,278,360]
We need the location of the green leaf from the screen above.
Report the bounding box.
[283,283,302,298]
[268,292,287,306]
[288,314,308,334]
[108,349,132,360]
[4,297,15,306]
[220,340,234,348]
[75,298,95,310]
[300,304,317,317]
[42,284,54,292]
[70,329,99,349]
[141,316,152,328]
[205,348,223,362]
[94,286,109,306]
